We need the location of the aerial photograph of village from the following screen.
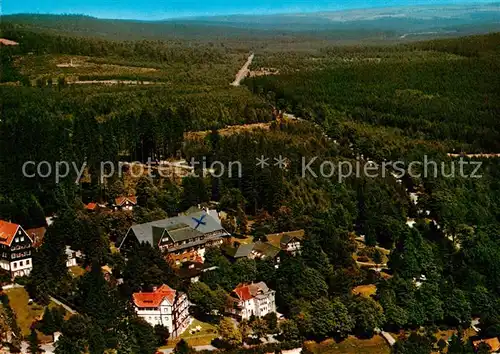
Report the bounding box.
[0,0,500,353]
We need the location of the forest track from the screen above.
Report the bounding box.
[447,153,500,158]
[231,53,254,86]
[68,79,158,85]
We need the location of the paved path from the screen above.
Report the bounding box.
[281,349,302,354]
[1,284,23,290]
[159,344,217,353]
[381,331,396,346]
[2,284,77,315]
[448,153,500,158]
[68,80,158,85]
[19,341,55,353]
[49,295,77,315]
[231,53,254,86]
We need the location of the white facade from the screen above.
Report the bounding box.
[133,286,191,337]
[66,257,77,268]
[226,282,276,321]
[236,294,276,320]
[9,258,32,278]
[0,222,34,278]
[135,297,174,329]
[0,258,32,277]
[284,240,301,254]
[65,246,81,268]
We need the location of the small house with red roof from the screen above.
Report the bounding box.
[84,202,98,212]
[132,284,191,337]
[114,196,137,211]
[226,282,276,320]
[0,220,34,278]
[472,337,500,353]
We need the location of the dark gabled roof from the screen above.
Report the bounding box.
[152,226,167,246]
[120,210,228,248]
[166,224,204,242]
[280,230,305,245]
[222,242,255,259]
[266,230,305,248]
[175,261,205,278]
[234,243,255,258]
[252,241,280,259]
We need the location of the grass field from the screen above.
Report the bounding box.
[69,265,86,277]
[5,287,44,336]
[352,284,377,298]
[4,287,69,337]
[161,318,218,348]
[304,336,391,354]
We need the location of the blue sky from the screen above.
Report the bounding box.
[2,0,497,20]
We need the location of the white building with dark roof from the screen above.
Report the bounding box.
[119,210,230,262]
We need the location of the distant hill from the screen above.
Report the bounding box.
[2,3,500,42]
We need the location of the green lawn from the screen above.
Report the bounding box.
[69,265,86,278]
[4,287,69,337]
[5,287,45,336]
[161,319,218,348]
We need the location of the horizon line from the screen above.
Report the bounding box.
[3,1,499,22]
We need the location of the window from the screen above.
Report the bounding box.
[20,237,24,242]
[14,238,19,243]
[12,262,16,269]
[26,259,30,265]
[20,261,23,266]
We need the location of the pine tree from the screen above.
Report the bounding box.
[173,339,195,354]
[27,328,42,354]
[40,307,56,335]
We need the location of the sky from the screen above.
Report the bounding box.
[2,0,497,20]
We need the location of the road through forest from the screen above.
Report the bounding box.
[231,53,254,86]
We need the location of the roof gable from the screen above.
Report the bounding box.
[233,284,252,301]
[232,282,270,301]
[166,223,204,242]
[253,242,280,258]
[473,338,500,352]
[115,196,137,206]
[132,284,176,307]
[266,230,305,246]
[0,220,28,246]
[120,210,228,248]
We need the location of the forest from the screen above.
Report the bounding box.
[1,18,500,354]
